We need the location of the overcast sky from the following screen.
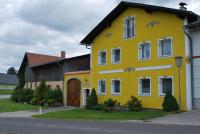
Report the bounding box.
[0,0,199,73]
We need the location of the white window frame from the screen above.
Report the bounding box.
[98,50,107,65]
[111,48,121,64]
[138,77,151,96]
[138,41,151,61]
[157,37,173,58]
[111,79,121,95]
[98,79,106,95]
[158,76,174,96]
[123,16,136,39]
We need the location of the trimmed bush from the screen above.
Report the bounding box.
[86,88,98,109]
[23,88,34,103]
[11,87,34,103]
[162,90,179,112]
[91,104,105,111]
[34,80,49,105]
[104,98,117,112]
[127,96,142,111]
[54,87,63,105]
[47,99,56,106]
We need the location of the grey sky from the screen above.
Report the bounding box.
[0,0,199,73]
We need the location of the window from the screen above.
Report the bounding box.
[138,42,151,60]
[138,77,151,96]
[159,76,173,96]
[98,51,106,65]
[158,38,172,57]
[30,83,32,88]
[111,79,121,95]
[98,79,106,95]
[111,48,121,64]
[123,16,135,39]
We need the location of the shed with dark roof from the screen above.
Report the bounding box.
[0,73,18,90]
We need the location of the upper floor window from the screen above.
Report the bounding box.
[98,79,106,95]
[158,38,172,57]
[158,76,173,96]
[123,16,135,39]
[138,77,151,96]
[111,48,121,64]
[138,42,151,60]
[98,51,106,65]
[111,79,121,95]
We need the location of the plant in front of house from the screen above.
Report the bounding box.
[162,90,179,112]
[11,87,34,103]
[104,98,117,112]
[86,88,98,110]
[32,80,48,105]
[127,96,142,111]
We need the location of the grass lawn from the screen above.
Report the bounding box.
[0,99,40,113]
[0,89,13,95]
[33,109,168,121]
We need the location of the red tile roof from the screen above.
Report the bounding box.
[26,52,61,67]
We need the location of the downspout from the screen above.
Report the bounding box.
[184,25,195,109]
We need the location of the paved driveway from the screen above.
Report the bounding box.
[0,118,200,134]
[150,109,200,125]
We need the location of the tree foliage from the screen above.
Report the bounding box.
[7,67,17,75]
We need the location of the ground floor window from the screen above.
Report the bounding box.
[98,79,106,95]
[138,77,151,96]
[159,76,173,96]
[111,79,121,95]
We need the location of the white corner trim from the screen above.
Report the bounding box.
[99,69,124,74]
[184,17,192,111]
[135,65,172,71]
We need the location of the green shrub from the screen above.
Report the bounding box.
[127,96,142,111]
[44,89,55,101]
[47,99,56,106]
[34,80,48,105]
[104,98,117,112]
[162,90,179,112]
[54,87,63,105]
[11,87,24,102]
[23,88,34,103]
[30,98,38,105]
[91,104,105,111]
[86,88,98,109]
[11,87,34,103]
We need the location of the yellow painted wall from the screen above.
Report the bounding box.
[64,71,91,106]
[91,7,187,110]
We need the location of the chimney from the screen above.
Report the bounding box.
[179,2,187,10]
[61,51,66,58]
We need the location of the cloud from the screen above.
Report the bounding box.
[0,0,199,73]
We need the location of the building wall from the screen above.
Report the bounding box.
[191,29,200,108]
[64,71,90,106]
[25,81,63,91]
[91,7,187,110]
[0,84,17,90]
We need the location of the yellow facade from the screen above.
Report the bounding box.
[64,71,91,107]
[91,7,187,110]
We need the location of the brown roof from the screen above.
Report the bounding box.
[26,52,61,67]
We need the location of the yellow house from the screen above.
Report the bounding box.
[79,1,199,111]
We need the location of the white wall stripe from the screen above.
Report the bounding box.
[99,65,172,74]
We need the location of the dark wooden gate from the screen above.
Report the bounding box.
[67,79,81,107]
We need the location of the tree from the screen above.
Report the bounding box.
[162,90,179,112]
[34,80,48,105]
[7,67,17,75]
[86,88,98,109]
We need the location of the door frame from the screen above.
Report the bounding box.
[66,78,81,107]
[82,88,91,106]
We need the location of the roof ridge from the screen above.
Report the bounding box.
[25,52,61,58]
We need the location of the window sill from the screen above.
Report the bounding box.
[98,93,106,96]
[111,93,121,96]
[111,62,121,64]
[98,63,106,66]
[138,58,151,61]
[138,93,151,96]
[158,55,172,58]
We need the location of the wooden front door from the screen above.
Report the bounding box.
[67,79,81,107]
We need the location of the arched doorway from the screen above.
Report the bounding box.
[67,79,81,107]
